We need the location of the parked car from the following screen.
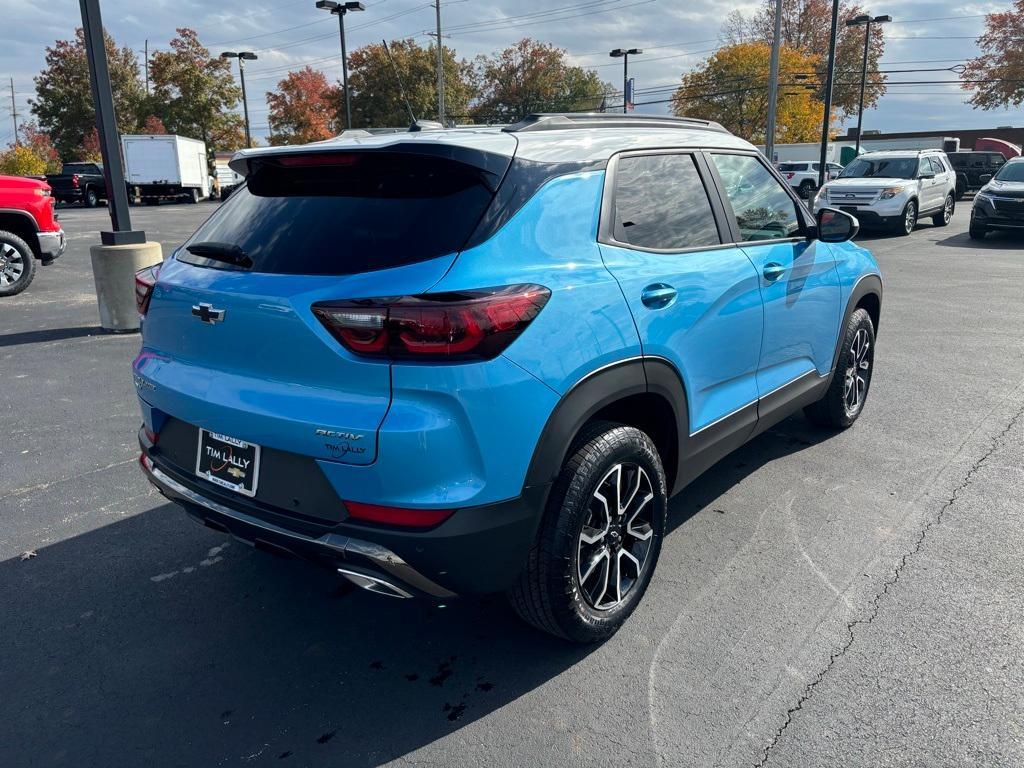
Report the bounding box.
[0,174,66,296]
[948,151,1007,200]
[45,161,106,207]
[970,157,1024,239]
[134,113,882,642]
[813,149,957,236]
[778,161,843,198]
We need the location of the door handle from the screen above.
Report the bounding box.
[763,262,787,282]
[640,283,677,309]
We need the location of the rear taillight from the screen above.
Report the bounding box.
[345,501,454,528]
[135,263,161,316]
[71,174,80,188]
[312,284,550,361]
[785,172,795,179]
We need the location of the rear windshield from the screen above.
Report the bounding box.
[62,163,99,174]
[179,152,495,275]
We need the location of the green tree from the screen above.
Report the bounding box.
[722,0,887,120]
[31,29,144,160]
[267,67,341,145]
[962,0,1024,109]
[671,43,825,144]
[346,39,474,128]
[148,28,244,151]
[471,39,613,123]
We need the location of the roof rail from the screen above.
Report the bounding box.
[503,113,728,134]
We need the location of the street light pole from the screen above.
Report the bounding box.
[846,13,891,156]
[610,48,643,114]
[765,0,783,163]
[317,1,365,130]
[221,51,257,148]
[817,0,841,189]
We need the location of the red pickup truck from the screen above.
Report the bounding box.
[0,174,66,296]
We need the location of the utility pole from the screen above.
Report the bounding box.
[846,13,891,156]
[764,0,783,164]
[9,78,18,145]
[434,0,445,125]
[144,39,149,96]
[817,0,841,189]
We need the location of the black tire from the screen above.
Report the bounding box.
[187,188,200,204]
[955,177,966,201]
[798,180,816,199]
[895,200,917,236]
[508,422,668,643]
[143,197,158,206]
[0,230,38,297]
[84,187,99,208]
[969,220,987,240]
[932,194,954,227]
[804,308,875,429]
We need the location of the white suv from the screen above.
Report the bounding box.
[813,149,957,236]
[778,161,843,198]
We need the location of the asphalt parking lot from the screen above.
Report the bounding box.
[2,201,1022,767]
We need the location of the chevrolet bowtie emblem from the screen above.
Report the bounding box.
[192,303,225,324]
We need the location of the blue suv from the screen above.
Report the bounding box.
[135,114,881,642]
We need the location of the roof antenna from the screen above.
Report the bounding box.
[382,39,417,126]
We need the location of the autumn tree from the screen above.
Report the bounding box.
[346,39,474,128]
[148,28,244,151]
[0,145,49,177]
[31,29,144,160]
[672,43,824,144]
[471,39,613,123]
[266,67,341,144]
[141,115,168,134]
[17,122,61,173]
[962,0,1024,109]
[722,0,887,120]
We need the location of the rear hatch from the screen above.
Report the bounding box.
[136,139,516,469]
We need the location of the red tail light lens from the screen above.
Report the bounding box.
[312,284,550,361]
[785,172,795,179]
[135,263,162,316]
[71,174,80,188]
[345,501,454,528]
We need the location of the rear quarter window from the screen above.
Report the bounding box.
[179,152,496,276]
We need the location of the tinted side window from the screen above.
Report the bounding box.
[612,154,721,250]
[710,153,801,242]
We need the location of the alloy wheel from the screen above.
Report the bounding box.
[576,462,655,610]
[904,203,916,234]
[942,196,954,224]
[843,328,872,416]
[0,243,25,287]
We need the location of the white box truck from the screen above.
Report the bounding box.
[121,134,211,205]
[213,151,244,200]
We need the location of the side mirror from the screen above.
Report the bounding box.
[814,208,859,244]
[979,174,993,183]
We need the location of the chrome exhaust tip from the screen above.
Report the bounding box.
[338,567,413,599]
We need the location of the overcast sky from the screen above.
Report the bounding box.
[1,0,1021,145]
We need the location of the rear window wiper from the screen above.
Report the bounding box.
[185,241,253,269]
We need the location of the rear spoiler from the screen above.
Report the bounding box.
[228,141,515,192]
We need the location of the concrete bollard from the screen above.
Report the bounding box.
[89,241,163,333]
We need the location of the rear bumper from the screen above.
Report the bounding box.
[36,229,66,261]
[139,448,548,598]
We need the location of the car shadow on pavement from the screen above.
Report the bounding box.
[0,416,835,767]
[935,230,1024,249]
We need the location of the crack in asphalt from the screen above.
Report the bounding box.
[754,402,1024,768]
